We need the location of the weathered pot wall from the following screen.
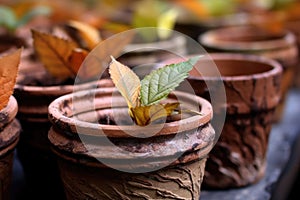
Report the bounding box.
[0,96,21,200]
[186,54,283,188]
[57,156,206,200]
[48,88,215,199]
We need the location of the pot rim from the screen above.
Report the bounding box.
[162,53,282,82]
[14,78,113,96]
[199,25,296,51]
[0,96,18,129]
[189,53,283,82]
[48,88,213,138]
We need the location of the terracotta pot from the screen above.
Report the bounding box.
[186,53,282,188]
[0,96,21,200]
[48,87,215,199]
[14,64,114,199]
[199,25,298,121]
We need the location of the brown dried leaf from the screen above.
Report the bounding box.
[32,29,78,80]
[0,48,21,110]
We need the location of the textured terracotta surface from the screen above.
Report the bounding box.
[0,96,20,200]
[58,157,206,200]
[187,54,282,188]
[199,25,298,121]
[14,63,114,199]
[48,88,215,199]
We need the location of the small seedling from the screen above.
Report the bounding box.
[109,56,200,126]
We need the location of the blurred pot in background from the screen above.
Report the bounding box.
[199,25,298,122]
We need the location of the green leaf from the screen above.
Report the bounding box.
[0,6,17,31]
[140,56,200,106]
[109,56,141,108]
[129,103,179,126]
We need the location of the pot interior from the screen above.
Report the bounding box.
[49,88,213,137]
[190,58,275,77]
[70,92,199,126]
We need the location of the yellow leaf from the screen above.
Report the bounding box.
[129,103,179,126]
[158,8,178,39]
[32,29,78,80]
[0,48,21,110]
[67,20,102,50]
[109,56,141,108]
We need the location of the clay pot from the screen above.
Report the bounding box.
[48,87,215,199]
[199,25,298,121]
[14,64,114,199]
[0,96,21,200]
[186,53,282,188]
